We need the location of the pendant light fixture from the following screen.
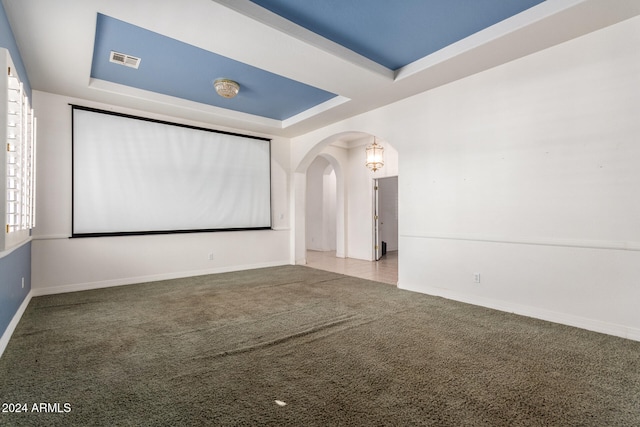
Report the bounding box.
[365,137,384,172]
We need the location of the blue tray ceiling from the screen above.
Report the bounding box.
[250,0,545,70]
[91,14,337,121]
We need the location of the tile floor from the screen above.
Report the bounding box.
[305,250,398,286]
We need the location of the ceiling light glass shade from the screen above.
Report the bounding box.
[365,138,384,172]
[214,78,240,98]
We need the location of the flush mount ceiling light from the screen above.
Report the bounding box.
[365,137,384,172]
[214,78,240,99]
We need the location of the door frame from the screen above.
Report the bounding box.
[373,176,398,261]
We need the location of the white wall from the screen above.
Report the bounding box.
[323,170,337,250]
[345,140,374,260]
[306,156,337,251]
[305,156,324,250]
[31,91,291,294]
[291,17,640,340]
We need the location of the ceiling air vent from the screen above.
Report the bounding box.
[109,51,141,69]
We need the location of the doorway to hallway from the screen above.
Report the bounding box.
[374,176,398,262]
[302,135,399,286]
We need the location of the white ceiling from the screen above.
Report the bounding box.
[3,0,640,138]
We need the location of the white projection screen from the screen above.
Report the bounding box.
[72,106,271,236]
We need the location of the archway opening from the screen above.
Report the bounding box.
[296,133,399,285]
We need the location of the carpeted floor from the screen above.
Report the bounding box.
[1,265,639,426]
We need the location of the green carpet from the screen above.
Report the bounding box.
[1,265,639,426]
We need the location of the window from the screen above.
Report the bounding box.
[1,49,36,251]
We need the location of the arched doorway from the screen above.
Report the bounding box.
[294,133,399,285]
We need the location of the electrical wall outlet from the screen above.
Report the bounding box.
[208,253,214,261]
[474,273,481,283]
[21,277,24,288]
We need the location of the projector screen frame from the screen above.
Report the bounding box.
[70,104,272,238]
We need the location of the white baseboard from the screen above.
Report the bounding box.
[32,260,291,297]
[399,283,640,342]
[0,291,33,359]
